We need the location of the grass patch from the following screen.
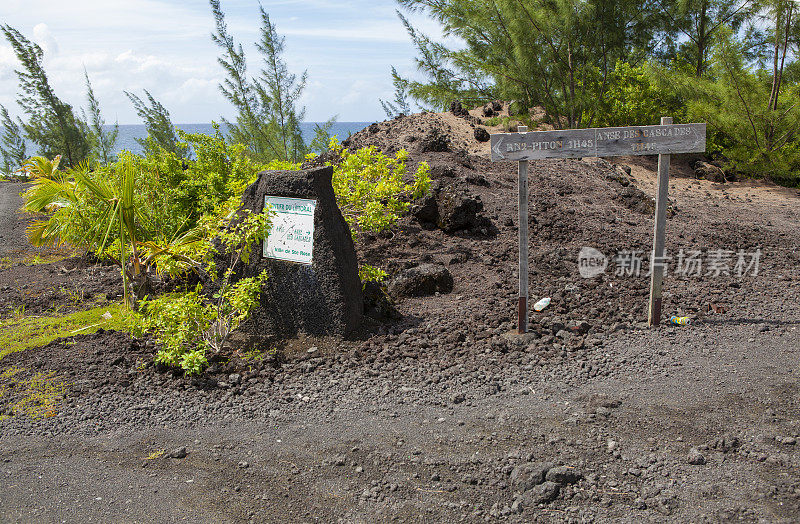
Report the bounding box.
[21,250,77,266]
[0,249,77,270]
[0,303,127,362]
[0,367,68,421]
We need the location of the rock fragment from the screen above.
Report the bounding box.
[545,465,582,485]
[510,462,552,492]
[389,264,453,298]
[520,481,560,505]
[687,447,706,465]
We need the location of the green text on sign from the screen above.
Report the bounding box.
[263,196,316,265]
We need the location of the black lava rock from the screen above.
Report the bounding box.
[168,447,187,459]
[474,127,490,142]
[510,462,553,492]
[450,100,469,117]
[362,280,400,320]
[545,465,582,485]
[233,166,362,337]
[420,128,451,153]
[520,481,560,505]
[389,264,454,298]
[687,448,707,465]
[411,193,439,225]
[616,186,656,215]
[437,188,483,232]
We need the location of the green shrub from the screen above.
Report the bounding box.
[129,209,271,375]
[592,61,685,128]
[358,264,388,283]
[326,138,430,234]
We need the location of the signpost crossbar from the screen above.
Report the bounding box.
[491,123,706,162]
[491,119,706,331]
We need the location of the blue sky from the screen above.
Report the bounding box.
[0,0,444,124]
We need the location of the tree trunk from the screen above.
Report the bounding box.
[568,41,576,128]
[773,4,793,112]
[696,0,708,78]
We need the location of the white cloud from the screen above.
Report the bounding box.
[0,1,455,122]
[32,23,58,55]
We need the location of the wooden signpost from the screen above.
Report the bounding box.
[490,119,706,332]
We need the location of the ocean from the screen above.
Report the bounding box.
[24,122,372,158]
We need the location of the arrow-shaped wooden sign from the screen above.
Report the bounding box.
[491,123,706,161]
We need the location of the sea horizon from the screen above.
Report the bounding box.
[22,122,372,159]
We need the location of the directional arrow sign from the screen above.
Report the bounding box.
[490,123,706,162]
[492,135,506,160]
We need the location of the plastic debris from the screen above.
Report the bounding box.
[669,316,690,326]
[533,297,551,311]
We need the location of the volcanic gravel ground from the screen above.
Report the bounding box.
[2,114,800,522]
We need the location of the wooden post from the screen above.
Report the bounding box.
[648,116,672,326]
[517,125,529,334]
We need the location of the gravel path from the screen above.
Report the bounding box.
[0,182,27,256]
[2,116,800,522]
[2,319,799,522]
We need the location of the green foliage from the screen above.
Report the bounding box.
[308,118,336,155]
[125,90,187,158]
[22,130,269,308]
[394,11,491,111]
[359,264,388,283]
[133,289,210,374]
[395,0,664,126]
[684,29,800,185]
[0,104,26,176]
[660,0,759,77]
[130,209,271,375]
[0,303,127,362]
[327,138,431,233]
[210,0,326,163]
[1,24,90,167]
[83,70,118,165]
[592,62,685,127]
[482,115,527,132]
[380,66,413,118]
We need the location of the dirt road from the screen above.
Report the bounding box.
[1,115,800,522]
[0,182,27,257]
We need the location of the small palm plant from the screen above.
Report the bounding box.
[23,156,204,309]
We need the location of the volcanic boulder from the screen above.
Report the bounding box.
[420,127,451,153]
[411,192,439,225]
[450,100,469,117]
[233,166,362,337]
[520,481,560,505]
[474,127,490,142]
[437,188,484,232]
[389,264,454,298]
[616,186,656,215]
[694,161,726,183]
[363,280,400,320]
[510,462,553,492]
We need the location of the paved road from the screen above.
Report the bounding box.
[0,182,28,257]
